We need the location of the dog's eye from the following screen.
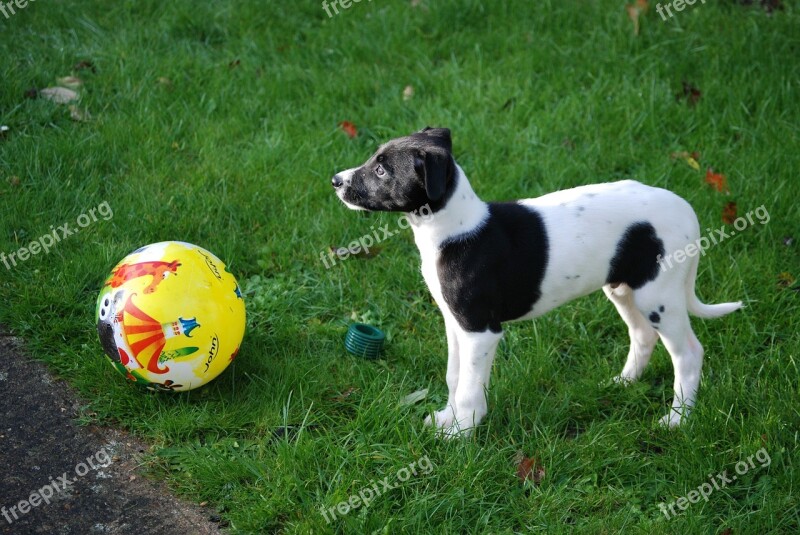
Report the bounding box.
[375,164,386,177]
[376,154,386,163]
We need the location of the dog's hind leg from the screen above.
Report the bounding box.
[603,283,659,383]
[424,317,460,429]
[633,283,704,427]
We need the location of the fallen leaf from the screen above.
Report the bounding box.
[229,59,241,68]
[399,388,428,407]
[722,201,738,225]
[402,85,414,101]
[777,272,795,288]
[514,451,545,485]
[7,176,20,187]
[626,0,649,36]
[678,81,702,106]
[73,60,96,73]
[670,151,701,170]
[69,105,91,122]
[331,387,358,402]
[157,77,174,88]
[339,121,358,139]
[57,76,83,89]
[705,168,729,194]
[40,87,79,104]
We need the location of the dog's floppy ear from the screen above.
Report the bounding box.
[414,148,451,202]
[417,127,452,153]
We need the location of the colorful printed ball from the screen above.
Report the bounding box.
[96,241,245,391]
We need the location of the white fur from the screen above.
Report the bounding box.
[409,169,741,436]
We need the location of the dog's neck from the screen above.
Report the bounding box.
[409,163,489,249]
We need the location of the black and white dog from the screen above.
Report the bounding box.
[332,127,741,436]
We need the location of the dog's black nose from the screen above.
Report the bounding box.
[331,174,343,188]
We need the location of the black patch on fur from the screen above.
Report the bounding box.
[659,305,665,312]
[606,222,665,290]
[649,311,661,323]
[337,127,457,213]
[437,203,549,333]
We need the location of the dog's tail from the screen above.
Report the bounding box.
[685,252,743,319]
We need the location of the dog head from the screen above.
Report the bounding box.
[332,127,455,213]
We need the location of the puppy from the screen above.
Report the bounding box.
[332,127,742,435]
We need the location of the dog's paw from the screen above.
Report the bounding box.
[424,406,456,429]
[437,417,477,438]
[659,409,686,428]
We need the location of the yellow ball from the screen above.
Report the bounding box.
[96,241,245,391]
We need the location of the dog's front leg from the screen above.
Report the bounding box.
[443,328,503,437]
[424,317,460,429]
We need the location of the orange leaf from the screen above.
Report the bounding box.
[339,121,358,139]
[705,168,729,194]
[626,1,648,36]
[515,453,545,485]
[722,201,737,225]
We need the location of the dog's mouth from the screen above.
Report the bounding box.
[336,186,371,212]
[333,170,374,211]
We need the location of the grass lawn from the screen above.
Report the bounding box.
[1,0,798,532]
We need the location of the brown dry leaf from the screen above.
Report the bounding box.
[331,387,359,403]
[678,81,702,106]
[68,105,91,122]
[229,58,241,68]
[777,272,795,288]
[157,77,174,88]
[40,87,79,104]
[722,201,738,225]
[73,60,96,73]
[705,168,729,194]
[514,451,545,485]
[339,121,358,138]
[626,0,649,36]
[403,85,415,101]
[57,76,83,89]
[670,151,701,171]
[7,176,20,187]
